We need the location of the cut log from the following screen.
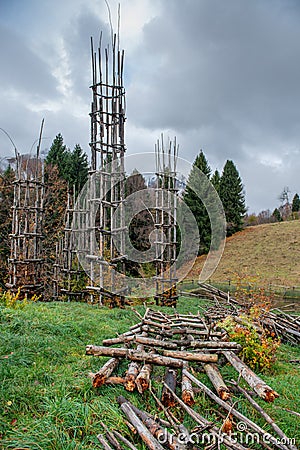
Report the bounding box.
[91,357,119,388]
[86,346,185,368]
[135,362,152,394]
[181,369,195,406]
[161,368,177,407]
[124,361,140,391]
[203,363,231,401]
[223,351,279,402]
[118,401,165,450]
[162,349,218,363]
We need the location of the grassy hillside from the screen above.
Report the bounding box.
[1,300,300,449]
[186,220,300,287]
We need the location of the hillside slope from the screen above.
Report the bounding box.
[186,220,300,286]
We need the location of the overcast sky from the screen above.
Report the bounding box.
[0,0,300,213]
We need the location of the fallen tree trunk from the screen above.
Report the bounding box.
[86,345,185,368]
[203,363,231,401]
[223,351,279,402]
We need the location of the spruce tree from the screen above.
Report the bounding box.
[292,193,300,212]
[45,133,68,179]
[219,160,246,236]
[65,144,89,193]
[183,150,212,255]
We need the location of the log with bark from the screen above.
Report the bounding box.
[203,363,231,401]
[135,361,152,394]
[86,345,186,368]
[162,349,218,363]
[124,361,140,391]
[181,368,195,406]
[90,357,119,388]
[223,350,279,402]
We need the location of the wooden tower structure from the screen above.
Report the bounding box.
[154,136,178,307]
[86,33,127,306]
[7,122,45,297]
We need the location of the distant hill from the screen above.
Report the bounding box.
[186,220,300,287]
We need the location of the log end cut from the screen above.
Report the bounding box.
[264,389,280,403]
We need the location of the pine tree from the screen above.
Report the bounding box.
[183,150,212,255]
[292,193,300,212]
[219,160,246,236]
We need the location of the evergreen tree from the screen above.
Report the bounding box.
[65,144,89,193]
[211,169,221,193]
[272,207,282,222]
[183,150,212,255]
[45,133,68,179]
[292,193,300,212]
[219,160,246,236]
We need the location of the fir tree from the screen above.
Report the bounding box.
[183,150,212,255]
[292,193,300,212]
[219,160,246,236]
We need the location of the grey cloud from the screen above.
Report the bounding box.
[0,24,58,100]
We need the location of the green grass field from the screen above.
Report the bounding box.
[0,299,300,449]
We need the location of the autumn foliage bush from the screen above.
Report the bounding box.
[219,315,280,372]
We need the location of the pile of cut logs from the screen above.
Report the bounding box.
[86,308,298,450]
[183,283,300,346]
